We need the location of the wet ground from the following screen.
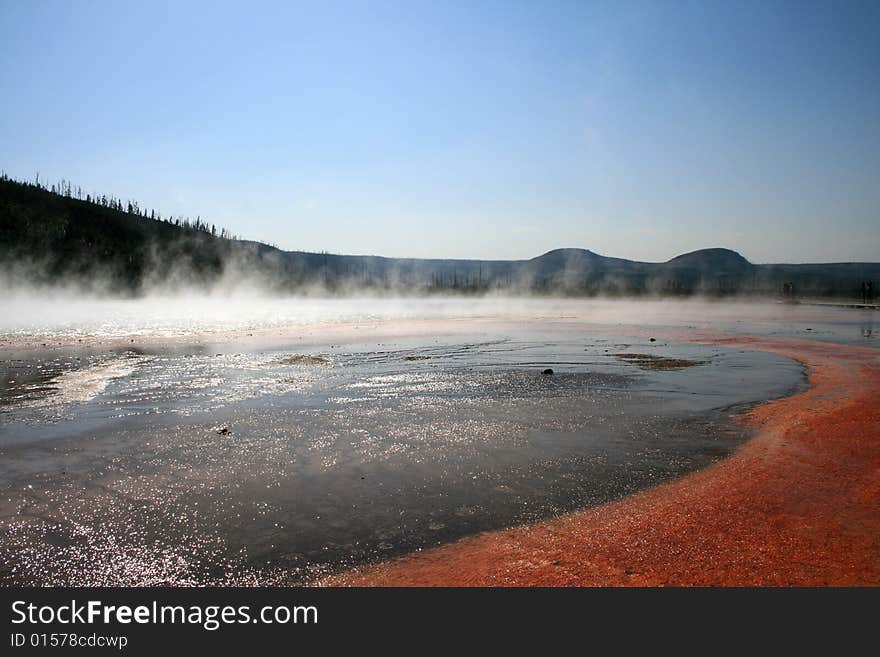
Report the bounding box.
[325,335,880,586]
[1,296,876,349]
[0,317,807,585]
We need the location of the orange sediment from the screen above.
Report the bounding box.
[326,335,880,586]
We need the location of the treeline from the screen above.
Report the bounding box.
[0,173,283,294]
[1,171,877,299]
[4,171,238,240]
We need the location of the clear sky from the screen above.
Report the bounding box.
[1,0,878,263]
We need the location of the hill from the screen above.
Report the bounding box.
[1,176,877,298]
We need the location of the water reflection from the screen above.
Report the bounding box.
[0,330,805,585]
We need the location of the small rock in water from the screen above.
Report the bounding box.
[649,337,657,342]
[216,426,231,436]
[542,368,554,375]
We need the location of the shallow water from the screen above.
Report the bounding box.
[0,318,806,585]
[0,296,876,346]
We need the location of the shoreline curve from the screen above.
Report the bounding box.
[323,333,880,586]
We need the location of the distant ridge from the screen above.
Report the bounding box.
[1,176,878,297]
[667,248,751,268]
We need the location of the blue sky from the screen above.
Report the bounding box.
[1,0,878,262]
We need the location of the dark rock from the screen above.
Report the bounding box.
[542,368,554,375]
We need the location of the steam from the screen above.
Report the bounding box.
[0,290,865,345]
[1,241,874,344]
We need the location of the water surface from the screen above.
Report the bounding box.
[0,318,805,585]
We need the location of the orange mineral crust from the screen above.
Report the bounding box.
[326,335,880,586]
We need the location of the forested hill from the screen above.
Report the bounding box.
[0,176,284,293]
[1,176,878,298]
